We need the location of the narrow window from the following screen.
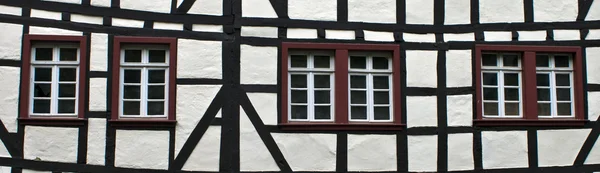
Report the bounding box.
[535,54,574,117]
[481,53,523,118]
[348,53,393,122]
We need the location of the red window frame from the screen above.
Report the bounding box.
[280,42,403,130]
[475,45,586,126]
[19,34,88,126]
[110,36,177,127]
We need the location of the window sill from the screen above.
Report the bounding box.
[279,123,405,131]
[109,119,177,128]
[18,117,87,127]
[474,119,587,126]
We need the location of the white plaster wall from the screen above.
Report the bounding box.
[406,50,437,87]
[185,0,223,16]
[30,9,61,20]
[29,27,83,36]
[553,29,580,41]
[240,45,278,84]
[479,0,524,23]
[534,0,577,22]
[518,30,546,41]
[0,167,10,173]
[239,109,279,171]
[586,47,600,84]
[364,30,394,42]
[408,135,437,172]
[176,85,221,155]
[89,78,107,111]
[154,22,183,30]
[177,39,222,79]
[348,0,396,23]
[242,0,277,18]
[325,30,355,40]
[348,134,396,171]
[22,170,50,173]
[0,67,20,133]
[0,5,22,16]
[586,138,600,164]
[484,31,512,41]
[445,0,470,24]
[192,24,223,33]
[537,129,591,166]
[289,0,336,21]
[444,33,475,42]
[24,126,78,163]
[287,28,318,39]
[181,126,220,171]
[241,26,278,38]
[587,29,600,40]
[406,0,433,24]
[0,23,22,60]
[90,0,110,7]
[447,95,473,126]
[86,118,106,165]
[446,50,472,87]
[111,18,144,28]
[481,131,529,169]
[42,0,81,4]
[448,133,474,171]
[407,96,438,127]
[71,14,103,25]
[120,0,171,13]
[90,33,108,71]
[247,93,278,126]
[0,140,9,158]
[272,133,336,171]
[588,0,600,21]
[588,92,600,121]
[115,130,169,169]
[403,33,436,43]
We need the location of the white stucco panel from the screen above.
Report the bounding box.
[447,95,473,127]
[482,131,529,169]
[325,30,355,40]
[111,18,144,28]
[247,93,278,126]
[242,0,277,18]
[553,29,580,41]
[241,26,278,38]
[518,30,547,41]
[29,27,83,36]
[448,133,474,171]
[154,22,183,30]
[586,136,600,164]
[240,45,278,84]
[22,170,50,173]
[0,139,9,158]
[287,28,318,39]
[176,85,221,155]
[186,0,223,15]
[407,96,438,127]
[0,5,22,16]
[403,33,436,43]
[586,47,600,84]
[444,33,475,42]
[479,0,524,23]
[348,0,396,23]
[587,29,600,40]
[484,31,512,41]
[588,0,600,21]
[90,0,110,7]
[538,129,591,167]
[588,92,600,121]
[406,0,433,24]
[115,130,169,169]
[445,0,470,24]
[181,126,220,171]
[406,50,437,87]
[289,0,337,21]
[30,9,61,20]
[272,133,336,171]
[0,167,10,173]
[239,109,280,171]
[364,30,394,42]
[86,118,106,165]
[408,135,437,172]
[177,39,222,79]
[348,134,396,171]
[24,126,78,163]
[42,0,81,4]
[71,14,103,25]
[120,0,171,13]
[533,0,577,22]
[90,33,108,71]
[0,67,20,133]
[192,24,223,33]
[0,23,22,60]
[89,78,107,111]
[446,50,472,87]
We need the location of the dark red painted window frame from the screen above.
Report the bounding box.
[280,42,403,130]
[110,36,177,127]
[475,45,586,126]
[18,34,88,126]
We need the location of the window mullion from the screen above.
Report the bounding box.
[550,71,558,117]
[51,47,60,114]
[141,50,149,116]
[499,71,505,117]
[308,72,315,121]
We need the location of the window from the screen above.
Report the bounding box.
[111,36,177,125]
[19,35,88,125]
[281,43,402,130]
[475,45,585,126]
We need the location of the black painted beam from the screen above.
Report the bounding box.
[578,0,595,21]
[268,0,288,19]
[175,0,197,14]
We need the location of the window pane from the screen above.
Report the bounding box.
[59,84,76,98]
[290,75,307,88]
[314,106,331,120]
[538,103,551,116]
[557,103,572,116]
[33,99,50,113]
[123,85,140,99]
[124,50,142,62]
[483,102,498,116]
[34,84,51,97]
[314,75,331,88]
[350,75,366,89]
[536,55,550,67]
[372,57,389,69]
[557,88,571,101]
[148,86,165,99]
[505,88,519,101]
[291,105,307,120]
[554,55,570,67]
[350,56,366,69]
[537,89,550,101]
[123,101,140,115]
[59,68,77,82]
[482,54,497,66]
[350,106,367,120]
[148,70,166,83]
[504,73,519,86]
[290,55,307,68]
[291,90,307,103]
[351,91,366,104]
[313,55,330,68]
[147,101,165,115]
[124,70,141,83]
[374,107,390,120]
[374,91,389,104]
[536,74,550,86]
[483,73,497,85]
[58,100,75,113]
[34,68,52,82]
[556,74,571,86]
[35,48,53,61]
[483,88,498,100]
[59,48,77,61]
[149,50,166,63]
[505,103,520,116]
[503,54,519,67]
[373,76,389,89]
[314,90,330,104]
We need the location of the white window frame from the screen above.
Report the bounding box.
[536,54,575,118]
[481,53,524,118]
[348,52,393,122]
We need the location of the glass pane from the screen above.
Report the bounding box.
[504,73,519,86]
[291,105,307,119]
[483,88,498,100]
[373,76,389,89]
[503,54,519,67]
[536,74,550,86]
[351,91,366,104]
[58,84,76,97]
[59,48,77,61]
[124,70,141,83]
[35,48,53,61]
[557,88,571,101]
[148,70,166,83]
[483,73,497,86]
[556,74,571,86]
[59,68,77,82]
[147,101,165,115]
[372,57,389,69]
[314,106,331,120]
[374,107,390,120]
[58,100,75,113]
[290,55,307,68]
[34,68,52,82]
[148,86,165,99]
[123,101,140,115]
[483,102,498,116]
[314,75,330,88]
[124,50,142,63]
[313,55,330,68]
[374,91,389,104]
[554,55,570,67]
[482,54,497,66]
[314,90,330,104]
[290,75,307,88]
[350,56,366,69]
[350,106,367,120]
[505,103,520,116]
[538,103,551,116]
[33,99,50,113]
[291,90,307,103]
[34,84,51,97]
[505,88,519,101]
[350,75,366,89]
[536,55,550,67]
[149,50,166,63]
[123,85,140,99]
[557,103,572,116]
[537,89,550,101]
